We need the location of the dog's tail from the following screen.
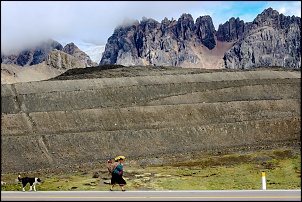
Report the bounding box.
[18,175,22,182]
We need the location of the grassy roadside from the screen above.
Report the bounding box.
[1,149,300,191]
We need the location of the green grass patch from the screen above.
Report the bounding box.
[1,151,300,191]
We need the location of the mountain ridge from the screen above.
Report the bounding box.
[1,49,87,84]
[1,40,97,84]
[1,7,300,85]
[1,39,97,67]
[100,7,300,69]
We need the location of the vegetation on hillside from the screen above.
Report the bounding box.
[1,149,300,191]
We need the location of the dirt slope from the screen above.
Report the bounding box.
[1,66,300,174]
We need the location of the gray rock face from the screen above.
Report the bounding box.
[195,15,216,49]
[1,39,63,66]
[100,7,300,69]
[223,8,301,69]
[1,40,97,68]
[46,49,86,70]
[216,17,245,42]
[100,13,216,67]
[1,50,86,84]
[63,43,98,67]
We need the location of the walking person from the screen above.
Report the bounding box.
[110,156,126,191]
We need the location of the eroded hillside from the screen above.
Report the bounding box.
[1,66,301,174]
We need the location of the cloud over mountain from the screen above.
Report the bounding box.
[1,1,300,54]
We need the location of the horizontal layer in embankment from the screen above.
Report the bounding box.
[1,70,301,173]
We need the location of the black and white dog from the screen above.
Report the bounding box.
[18,175,42,192]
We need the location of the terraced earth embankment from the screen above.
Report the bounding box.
[1,66,301,174]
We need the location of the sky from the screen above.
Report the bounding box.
[1,1,301,54]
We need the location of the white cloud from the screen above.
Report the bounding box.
[265,1,301,17]
[1,1,300,55]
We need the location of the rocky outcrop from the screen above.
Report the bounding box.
[63,43,98,67]
[45,49,86,70]
[100,8,300,69]
[1,40,97,68]
[223,8,301,69]
[100,13,216,67]
[1,50,86,84]
[195,15,216,49]
[1,39,63,66]
[216,17,245,42]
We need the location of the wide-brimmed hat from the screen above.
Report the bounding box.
[115,155,126,161]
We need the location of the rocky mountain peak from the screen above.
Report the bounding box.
[253,7,281,28]
[46,49,86,70]
[194,15,216,49]
[1,49,87,84]
[63,43,98,67]
[177,13,195,41]
[216,17,245,42]
[223,8,300,69]
[252,7,301,30]
[100,7,300,69]
[1,39,63,66]
[100,12,217,67]
[1,39,98,69]
[62,42,77,54]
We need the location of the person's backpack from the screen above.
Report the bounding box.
[109,161,119,174]
[106,158,113,174]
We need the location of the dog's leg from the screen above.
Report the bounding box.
[18,176,26,192]
[33,183,36,191]
[22,183,26,192]
[29,185,32,191]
